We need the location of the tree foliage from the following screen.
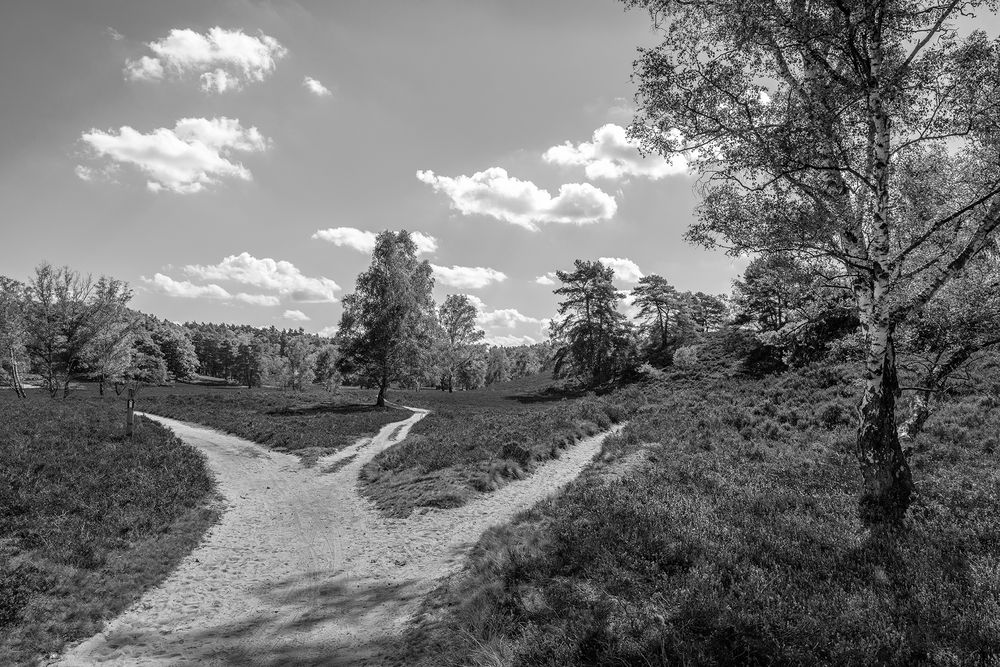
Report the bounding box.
[551,260,634,385]
[438,294,485,392]
[336,231,437,406]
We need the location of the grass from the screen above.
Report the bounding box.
[0,392,218,665]
[396,362,1000,666]
[140,386,409,465]
[359,379,646,517]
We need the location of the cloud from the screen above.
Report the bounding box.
[80,117,267,194]
[283,309,310,322]
[75,165,95,182]
[535,271,557,286]
[318,325,338,338]
[416,167,616,231]
[431,264,507,289]
[184,252,340,302]
[312,227,437,255]
[544,124,688,180]
[106,27,124,41]
[201,69,238,93]
[144,273,231,299]
[235,293,280,306]
[464,294,487,312]
[303,76,332,97]
[478,308,541,329]
[126,56,164,80]
[144,274,282,307]
[599,256,644,283]
[125,27,287,92]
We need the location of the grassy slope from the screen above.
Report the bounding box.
[141,386,408,465]
[0,393,218,665]
[359,378,645,517]
[397,360,1000,666]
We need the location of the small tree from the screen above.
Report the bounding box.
[336,231,437,406]
[0,277,28,398]
[285,337,317,391]
[438,294,486,392]
[150,321,199,380]
[897,251,1000,440]
[120,331,169,436]
[23,265,133,398]
[551,260,634,385]
[314,344,341,392]
[485,346,511,385]
[732,255,859,366]
[631,274,693,364]
[457,345,488,389]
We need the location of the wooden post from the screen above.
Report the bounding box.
[126,385,136,437]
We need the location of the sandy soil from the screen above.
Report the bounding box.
[54,409,623,666]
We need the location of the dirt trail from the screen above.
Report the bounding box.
[55,409,623,666]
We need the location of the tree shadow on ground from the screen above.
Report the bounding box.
[506,387,589,404]
[266,403,400,417]
[92,574,426,666]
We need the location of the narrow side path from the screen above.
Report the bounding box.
[54,410,623,666]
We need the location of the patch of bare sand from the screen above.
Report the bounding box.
[54,410,624,666]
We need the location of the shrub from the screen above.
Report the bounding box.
[673,345,700,368]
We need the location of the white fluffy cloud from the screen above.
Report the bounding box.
[283,309,310,322]
[144,274,231,299]
[478,308,541,329]
[312,227,437,255]
[463,295,546,345]
[184,252,340,303]
[235,293,280,306]
[599,256,644,283]
[303,76,332,97]
[416,167,617,231]
[431,264,507,289]
[535,271,557,286]
[80,117,267,194]
[125,27,287,92]
[144,273,281,306]
[544,124,688,180]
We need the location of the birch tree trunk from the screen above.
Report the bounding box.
[376,372,388,407]
[856,327,914,525]
[8,346,26,398]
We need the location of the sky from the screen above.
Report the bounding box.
[0,0,748,345]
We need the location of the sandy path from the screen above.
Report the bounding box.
[55,410,623,667]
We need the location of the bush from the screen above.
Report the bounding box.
[673,345,700,368]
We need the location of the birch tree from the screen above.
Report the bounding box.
[897,249,1000,440]
[625,0,1000,525]
[336,231,437,406]
[438,294,485,392]
[0,277,27,397]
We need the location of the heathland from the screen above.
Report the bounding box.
[0,391,217,665]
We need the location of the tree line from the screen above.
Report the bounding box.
[0,261,552,399]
